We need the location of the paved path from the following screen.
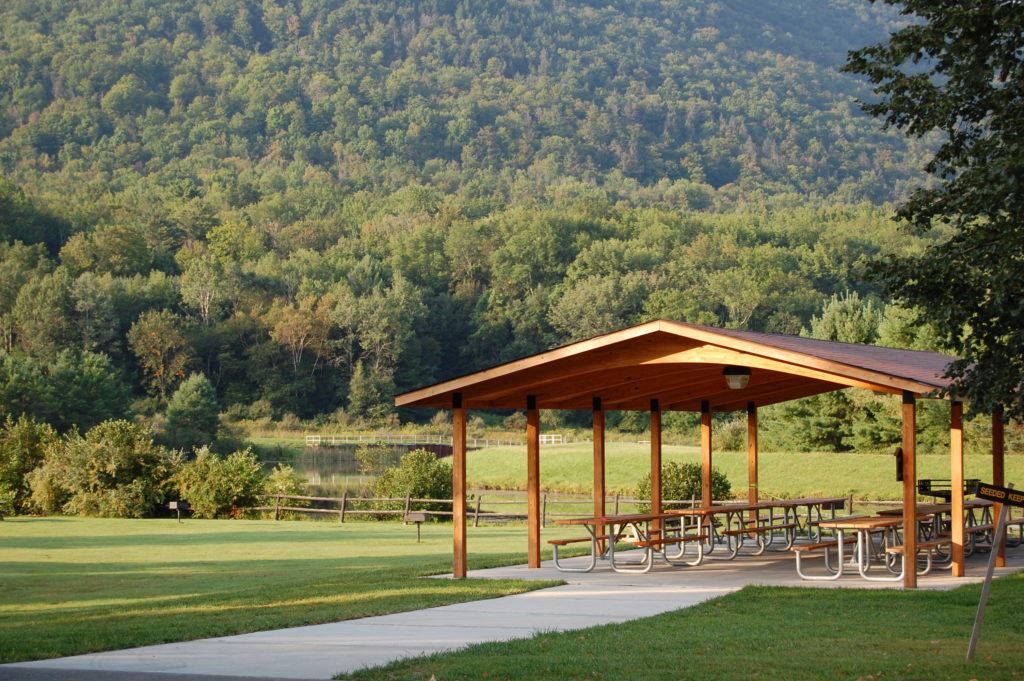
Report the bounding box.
[6,549,1022,679]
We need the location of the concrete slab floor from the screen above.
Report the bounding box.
[5,548,1022,680]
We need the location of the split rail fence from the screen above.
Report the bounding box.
[252,492,869,526]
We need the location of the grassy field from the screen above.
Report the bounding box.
[0,517,583,663]
[467,442,1024,500]
[341,577,1024,681]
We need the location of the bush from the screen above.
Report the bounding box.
[634,461,732,512]
[175,446,266,518]
[0,415,57,514]
[265,463,306,497]
[28,420,180,517]
[372,448,451,516]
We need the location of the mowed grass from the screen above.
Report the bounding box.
[468,442,1024,499]
[0,517,578,663]
[341,577,1024,681]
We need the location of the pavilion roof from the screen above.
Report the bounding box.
[394,320,958,412]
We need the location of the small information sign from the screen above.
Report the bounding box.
[975,483,1024,508]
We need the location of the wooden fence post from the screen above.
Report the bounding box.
[339,491,347,523]
[403,494,411,522]
[847,493,853,515]
[614,493,620,515]
[542,493,548,528]
[474,495,482,527]
[274,494,280,521]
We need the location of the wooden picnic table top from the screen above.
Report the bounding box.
[875,499,993,516]
[819,514,932,530]
[665,497,846,517]
[554,512,667,526]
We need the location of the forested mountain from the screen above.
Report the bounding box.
[0,1,947,444]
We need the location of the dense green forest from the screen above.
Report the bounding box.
[0,0,991,456]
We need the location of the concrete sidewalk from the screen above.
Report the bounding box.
[6,549,1022,679]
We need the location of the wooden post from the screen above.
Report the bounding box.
[339,491,347,523]
[452,393,467,578]
[404,494,412,522]
[274,494,280,521]
[474,495,482,528]
[527,395,541,568]
[951,400,965,577]
[593,397,606,549]
[747,401,758,525]
[994,409,1006,568]
[701,400,712,507]
[542,493,548,528]
[650,399,662,534]
[902,391,918,589]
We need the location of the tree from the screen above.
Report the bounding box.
[128,310,193,399]
[846,2,1024,418]
[165,372,219,449]
[347,361,396,422]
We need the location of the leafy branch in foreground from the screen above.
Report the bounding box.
[846,1,1024,418]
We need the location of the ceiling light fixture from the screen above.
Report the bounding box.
[723,366,750,390]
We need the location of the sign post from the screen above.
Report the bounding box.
[966,482,1020,661]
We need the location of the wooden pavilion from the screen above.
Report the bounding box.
[394,320,1008,588]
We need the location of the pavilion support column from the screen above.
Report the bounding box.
[994,409,1006,568]
[747,402,758,524]
[701,400,712,507]
[650,400,662,534]
[593,397,606,550]
[452,393,467,579]
[902,391,918,589]
[526,395,540,569]
[950,400,965,577]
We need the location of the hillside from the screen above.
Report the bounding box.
[0,0,919,207]
[0,0,955,447]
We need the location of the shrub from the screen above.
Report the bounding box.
[0,415,57,514]
[175,447,266,518]
[372,448,451,515]
[634,461,732,512]
[265,463,306,497]
[28,420,180,517]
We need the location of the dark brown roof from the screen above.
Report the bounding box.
[395,319,958,411]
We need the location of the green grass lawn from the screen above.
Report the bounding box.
[0,517,580,663]
[468,442,1023,500]
[340,576,1024,681]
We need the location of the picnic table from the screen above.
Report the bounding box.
[811,513,940,582]
[666,497,847,559]
[552,512,706,573]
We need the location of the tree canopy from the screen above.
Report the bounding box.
[846,1,1024,420]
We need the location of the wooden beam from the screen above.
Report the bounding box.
[950,400,965,577]
[526,365,704,405]
[654,322,942,394]
[709,379,843,413]
[577,367,719,408]
[650,399,662,534]
[452,393,467,579]
[902,391,917,589]
[701,400,712,506]
[994,409,1006,568]
[593,397,606,550]
[747,402,758,525]
[395,325,678,406]
[526,395,540,569]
